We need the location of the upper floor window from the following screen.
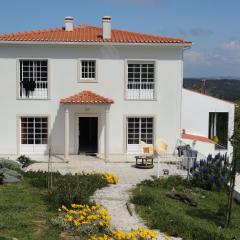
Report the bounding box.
[126,62,155,100]
[19,60,48,99]
[80,60,96,81]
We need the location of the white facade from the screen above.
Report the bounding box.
[181,88,235,157]
[0,44,184,156]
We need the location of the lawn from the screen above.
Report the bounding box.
[131,176,240,240]
[0,181,60,240]
[0,168,109,240]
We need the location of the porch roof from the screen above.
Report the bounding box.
[60,90,114,104]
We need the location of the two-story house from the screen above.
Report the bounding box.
[0,16,234,161]
[0,16,192,161]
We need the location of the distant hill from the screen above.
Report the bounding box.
[183,78,240,102]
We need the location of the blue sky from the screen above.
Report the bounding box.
[0,0,239,78]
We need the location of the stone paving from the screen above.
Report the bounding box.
[27,154,186,184]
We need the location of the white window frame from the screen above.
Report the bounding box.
[19,115,49,154]
[126,116,154,153]
[17,59,50,100]
[125,60,157,100]
[78,59,98,82]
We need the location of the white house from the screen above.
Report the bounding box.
[0,16,234,161]
[181,88,235,158]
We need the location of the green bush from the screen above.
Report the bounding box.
[0,159,21,171]
[24,171,109,208]
[138,175,188,189]
[47,174,108,209]
[0,172,3,185]
[191,154,230,191]
[131,190,156,206]
[24,170,62,188]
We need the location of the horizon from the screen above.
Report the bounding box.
[0,0,239,78]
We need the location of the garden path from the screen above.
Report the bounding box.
[92,183,181,240]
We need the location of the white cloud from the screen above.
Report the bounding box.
[219,41,240,50]
[184,50,206,63]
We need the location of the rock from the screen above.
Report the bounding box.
[0,168,22,183]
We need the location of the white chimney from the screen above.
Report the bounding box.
[102,16,112,39]
[65,16,74,31]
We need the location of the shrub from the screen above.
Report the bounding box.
[46,174,109,208]
[53,203,157,239]
[17,155,34,168]
[131,190,156,206]
[138,175,187,189]
[87,172,119,184]
[190,154,230,191]
[52,204,111,237]
[24,170,62,188]
[0,159,21,171]
[0,172,3,185]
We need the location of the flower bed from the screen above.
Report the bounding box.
[53,203,158,240]
[87,172,119,184]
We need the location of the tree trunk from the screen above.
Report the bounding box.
[225,154,237,227]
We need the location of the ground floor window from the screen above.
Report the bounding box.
[127,117,153,153]
[20,117,48,153]
[208,112,228,149]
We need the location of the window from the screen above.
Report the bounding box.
[21,117,48,145]
[80,60,96,80]
[126,62,155,100]
[19,60,48,99]
[127,117,154,153]
[208,112,229,149]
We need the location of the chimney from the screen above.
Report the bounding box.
[65,16,74,31]
[200,79,206,94]
[102,16,112,39]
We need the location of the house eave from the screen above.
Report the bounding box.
[0,40,192,48]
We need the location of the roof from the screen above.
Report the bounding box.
[181,133,215,144]
[60,90,114,104]
[183,88,235,105]
[0,25,191,45]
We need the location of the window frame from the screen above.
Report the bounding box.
[125,59,157,101]
[17,58,50,100]
[125,115,156,153]
[17,114,50,154]
[208,112,229,150]
[78,59,98,83]
[20,117,48,145]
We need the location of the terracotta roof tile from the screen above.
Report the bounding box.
[181,133,215,144]
[0,25,191,45]
[60,90,114,104]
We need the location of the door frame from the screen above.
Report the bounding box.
[74,113,101,154]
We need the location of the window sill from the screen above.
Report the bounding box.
[17,98,50,101]
[78,79,98,83]
[124,98,157,101]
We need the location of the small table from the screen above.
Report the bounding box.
[135,155,154,169]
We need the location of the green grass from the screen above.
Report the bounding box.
[0,171,109,240]
[131,176,240,240]
[0,181,60,240]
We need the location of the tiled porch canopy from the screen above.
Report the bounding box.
[60,90,114,104]
[60,90,113,162]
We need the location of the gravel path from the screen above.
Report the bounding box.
[92,183,181,240]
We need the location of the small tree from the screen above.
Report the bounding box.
[225,101,240,227]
